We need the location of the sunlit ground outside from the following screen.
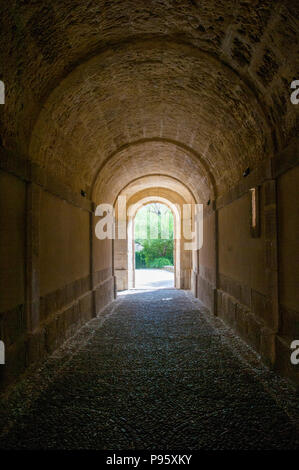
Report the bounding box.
[134,268,174,289]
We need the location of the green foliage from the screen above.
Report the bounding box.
[134,203,173,240]
[134,203,174,269]
[149,257,171,268]
[138,238,174,266]
[135,250,146,268]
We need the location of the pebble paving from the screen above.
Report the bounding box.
[0,289,298,450]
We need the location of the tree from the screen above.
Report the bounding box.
[134,203,174,268]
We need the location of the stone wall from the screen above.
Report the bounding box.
[196,142,299,386]
[0,154,115,391]
[216,186,275,365]
[0,171,26,313]
[197,206,216,313]
[0,170,27,388]
[276,165,299,385]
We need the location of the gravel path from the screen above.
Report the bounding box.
[0,289,298,450]
[135,269,174,289]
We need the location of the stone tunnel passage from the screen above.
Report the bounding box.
[0,289,298,450]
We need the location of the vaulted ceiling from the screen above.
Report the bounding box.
[0,1,297,201]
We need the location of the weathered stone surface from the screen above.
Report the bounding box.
[0,0,298,405]
[217,288,277,363]
[1,1,297,199]
[0,290,298,449]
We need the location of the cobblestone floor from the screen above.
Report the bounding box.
[0,289,298,450]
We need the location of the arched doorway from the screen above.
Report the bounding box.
[128,199,178,289]
[113,184,198,293]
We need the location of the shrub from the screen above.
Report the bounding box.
[135,251,146,268]
[149,257,171,268]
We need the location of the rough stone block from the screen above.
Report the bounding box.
[95,278,114,315]
[246,313,261,353]
[260,326,276,367]
[115,270,128,291]
[264,208,277,240]
[264,180,276,206]
[197,276,214,312]
[26,328,46,366]
[79,292,93,324]
[235,302,249,339]
[45,317,58,354]
[280,305,299,339]
[251,289,274,329]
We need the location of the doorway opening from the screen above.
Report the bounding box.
[133,203,174,289]
[113,185,194,293]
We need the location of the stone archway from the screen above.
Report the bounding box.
[113,183,197,293]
